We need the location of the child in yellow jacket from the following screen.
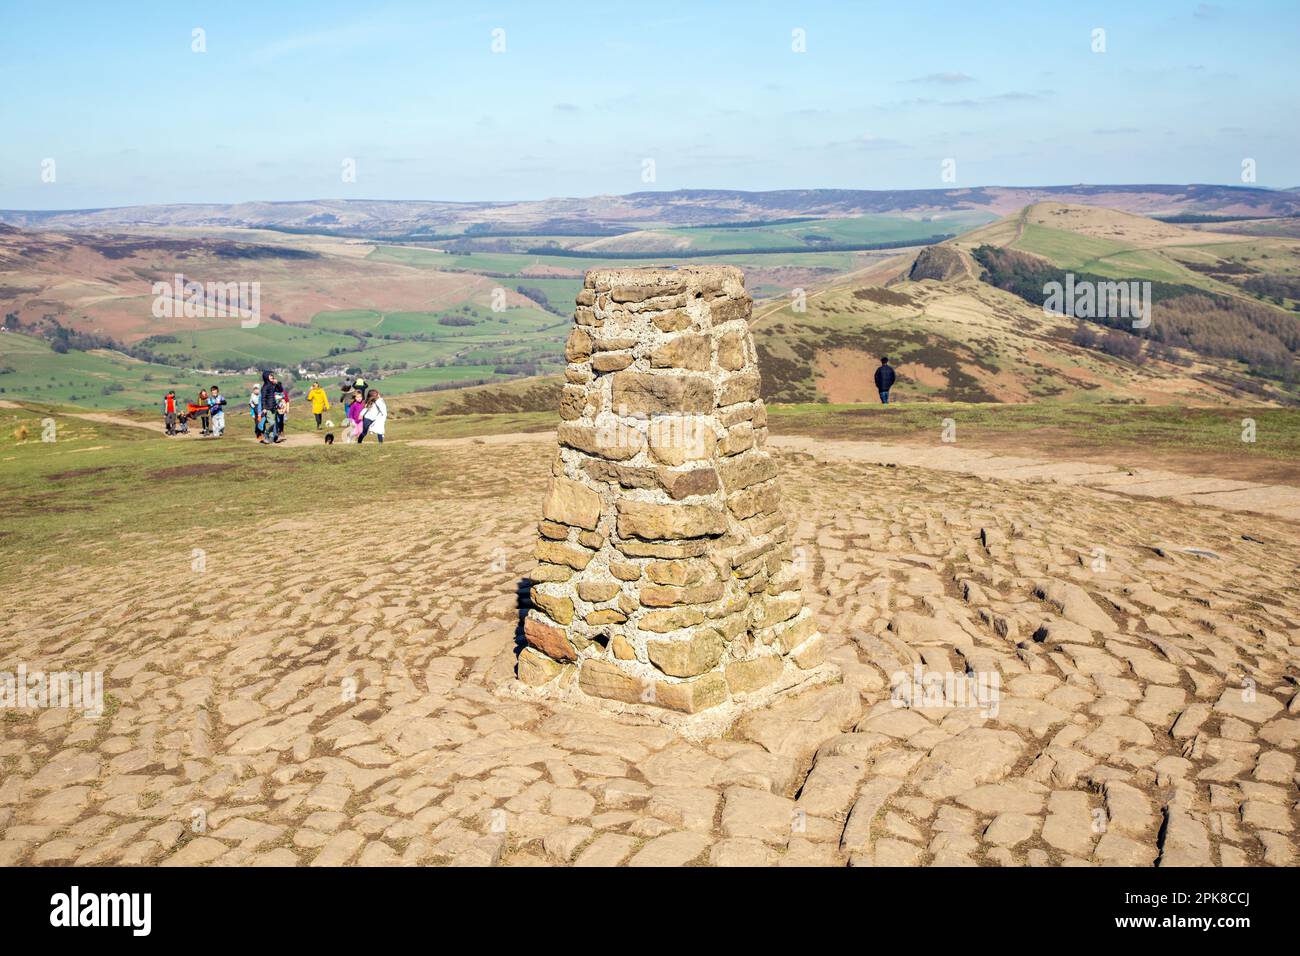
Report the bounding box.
[307,382,330,429]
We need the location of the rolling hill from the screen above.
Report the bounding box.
[952,203,1300,384]
[0,224,574,399]
[5,198,1299,412]
[747,203,1300,406]
[3,184,1298,237]
[749,266,1277,407]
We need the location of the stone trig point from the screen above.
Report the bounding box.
[514,265,834,735]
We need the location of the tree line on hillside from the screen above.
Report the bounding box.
[512,285,566,315]
[1154,213,1283,224]
[1069,323,1186,366]
[972,245,1298,380]
[8,314,125,355]
[682,216,819,229]
[1242,274,1300,301]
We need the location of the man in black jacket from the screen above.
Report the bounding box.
[258,371,280,443]
[874,356,897,404]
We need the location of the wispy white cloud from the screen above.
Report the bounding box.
[812,134,908,152]
[904,72,976,85]
[249,18,396,63]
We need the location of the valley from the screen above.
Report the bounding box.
[2,190,1299,415]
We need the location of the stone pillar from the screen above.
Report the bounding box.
[516,265,831,733]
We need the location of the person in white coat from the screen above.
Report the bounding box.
[359,388,387,444]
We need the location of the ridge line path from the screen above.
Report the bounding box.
[3,402,338,448]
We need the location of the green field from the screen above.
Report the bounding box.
[0,300,570,411]
[368,243,875,277]
[0,332,238,408]
[0,322,564,411]
[387,213,993,258]
[367,364,522,392]
[1012,223,1233,289]
[141,323,359,367]
[660,213,988,252]
[312,303,559,337]
[506,277,584,313]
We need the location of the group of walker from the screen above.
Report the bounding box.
[162,372,387,444]
[332,375,388,444]
[161,386,226,437]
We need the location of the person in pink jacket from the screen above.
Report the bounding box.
[346,390,365,442]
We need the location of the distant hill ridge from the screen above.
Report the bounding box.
[3,184,1298,236]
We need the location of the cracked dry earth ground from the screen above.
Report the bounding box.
[2,442,1298,868]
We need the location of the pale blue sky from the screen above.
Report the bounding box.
[0,0,1295,208]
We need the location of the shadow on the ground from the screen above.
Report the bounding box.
[513,576,535,661]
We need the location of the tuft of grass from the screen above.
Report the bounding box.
[0,403,546,568]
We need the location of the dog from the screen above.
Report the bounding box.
[324,432,335,445]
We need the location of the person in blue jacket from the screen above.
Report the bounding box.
[248,385,261,439]
[208,385,227,438]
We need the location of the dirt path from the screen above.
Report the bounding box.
[1,400,156,434]
[0,400,336,447]
[60,410,163,432]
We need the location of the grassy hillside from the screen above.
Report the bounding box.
[367,242,875,276]
[1013,223,1210,286]
[563,213,988,253]
[139,323,360,368]
[956,203,1300,386]
[0,224,582,404]
[747,275,1273,406]
[7,184,1298,234]
[959,202,1300,300]
[0,332,220,407]
[0,327,550,411]
[10,201,1296,413]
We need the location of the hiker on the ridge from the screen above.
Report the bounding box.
[197,388,211,436]
[874,356,897,405]
[162,390,177,435]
